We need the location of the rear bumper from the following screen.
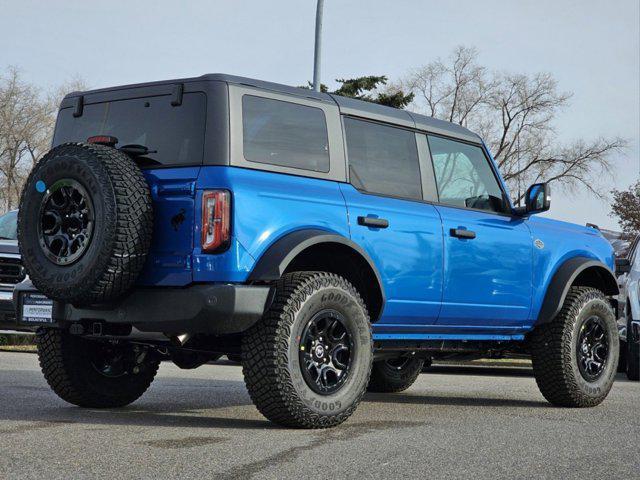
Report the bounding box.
[15,281,272,335]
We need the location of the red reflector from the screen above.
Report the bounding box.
[87,135,118,146]
[202,190,231,252]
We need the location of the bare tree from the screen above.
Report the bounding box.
[402,46,626,203]
[0,67,86,211]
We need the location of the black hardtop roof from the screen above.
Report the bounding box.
[63,73,481,143]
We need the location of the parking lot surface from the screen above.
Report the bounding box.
[0,351,638,479]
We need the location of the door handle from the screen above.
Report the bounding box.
[358,216,389,229]
[450,228,476,239]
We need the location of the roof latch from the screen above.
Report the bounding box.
[171,83,184,107]
[73,95,84,117]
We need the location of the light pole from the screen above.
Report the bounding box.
[312,0,324,92]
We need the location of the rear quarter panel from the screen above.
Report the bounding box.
[194,166,349,282]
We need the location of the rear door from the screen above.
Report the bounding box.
[426,135,533,331]
[340,117,443,333]
[53,91,207,286]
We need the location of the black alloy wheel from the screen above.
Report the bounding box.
[38,179,94,266]
[576,316,610,382]
[299,309,354,395]
[90,342,135,378]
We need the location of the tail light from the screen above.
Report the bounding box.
[87,135,118,147]
[201,190,230,252]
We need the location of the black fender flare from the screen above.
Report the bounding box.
[536,256,619,325]
[248,228,385,308]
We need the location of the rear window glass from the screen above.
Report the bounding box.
[53,93,206,167]
[344,117,422,200]
[242,95,330,172]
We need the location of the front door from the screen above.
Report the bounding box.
[427,135,533,332]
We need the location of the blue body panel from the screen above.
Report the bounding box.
[194,166,349,282]
[137,167,200,286]
[526,216,615,322]
[435,205,533,330]
[136,164,615,342]
[339,184,443,328]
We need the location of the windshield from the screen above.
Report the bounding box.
[0,210,17,240]
[53,92,206,167]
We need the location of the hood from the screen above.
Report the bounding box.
[529,216,601,236]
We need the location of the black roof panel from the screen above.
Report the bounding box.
[63,73,481,143]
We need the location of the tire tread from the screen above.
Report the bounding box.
[242,272,372,428]
[36,329,158,408]
[530,286,616,407]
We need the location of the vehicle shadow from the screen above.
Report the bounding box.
[0,411,273,434]
[424,365,534,377]
[363,392,549,409]
[1,375,276,431]
[614,373,640,383]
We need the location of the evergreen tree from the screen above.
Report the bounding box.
[302,76,414,109]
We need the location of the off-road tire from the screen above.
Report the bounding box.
[618,339,627,373]
[367,357,424,393]
[18,143,153,306]
[530,287,618,407]
[626,319,640,381]
[37,328,159,408]
[242,272,373,428]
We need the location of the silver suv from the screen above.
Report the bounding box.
[615,236,640,381]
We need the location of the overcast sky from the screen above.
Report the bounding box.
[1,0,638,229]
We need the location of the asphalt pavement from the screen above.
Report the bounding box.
[0,351,638,479]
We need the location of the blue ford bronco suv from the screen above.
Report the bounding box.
[16,74,619,428]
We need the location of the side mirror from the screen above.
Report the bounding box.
[615,257,632,275]
[524,183,551,214]
[525,183,551,213]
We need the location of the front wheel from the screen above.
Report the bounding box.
[530,287,618,407]
[242,272,373,428]
[37,329,159,408]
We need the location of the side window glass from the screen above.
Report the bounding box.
[344,117,422,200]
[428,136,505,213]
[242,95,330,172]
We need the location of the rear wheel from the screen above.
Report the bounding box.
[530,287,618,407]
[37,329,159,408]
[242,272,373,428]
[367,356,424,393]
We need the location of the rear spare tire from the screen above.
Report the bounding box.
[18,143,153,305]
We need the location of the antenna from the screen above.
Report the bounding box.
[517,130,521,206]
[312,0,325,92]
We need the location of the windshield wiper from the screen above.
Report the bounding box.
[118,144,161,168]
[0,236,15,240]
[119,144,158,157]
